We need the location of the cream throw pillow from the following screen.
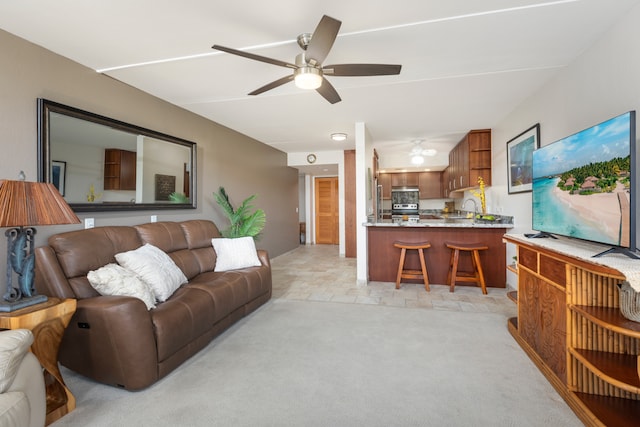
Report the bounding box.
[0,329,34,393]
[87,263,156,310]
[115,244,187,302]
[212,236,261,272]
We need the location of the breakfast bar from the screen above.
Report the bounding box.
[365,217,513,288]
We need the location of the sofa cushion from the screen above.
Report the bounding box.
[0,330,33,393]
[87,263,156,310]
[149,287,217,361]
[134,222,189,253]
[180,220,222,249]
[212,237,261,272]
[0,391,30,427]
[48,226,142,279]
[115,244,187,302]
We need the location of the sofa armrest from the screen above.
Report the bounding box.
[59,296,159,390]
[34,246,76,299]
[257,249,270,269]
[4,353,46,427]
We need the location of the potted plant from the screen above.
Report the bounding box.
[213,186,266,239]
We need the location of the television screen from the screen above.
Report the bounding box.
[532,111,636,252]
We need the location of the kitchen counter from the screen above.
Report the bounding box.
[365,218,513,228]
[366,220,510,287]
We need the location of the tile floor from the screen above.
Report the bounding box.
[271,244,517,318]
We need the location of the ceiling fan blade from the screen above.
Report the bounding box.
[323,64,402,76]
[212,45,297,69]
[305,15,341,66]
[248,75,294,96]
[316,77,341,104]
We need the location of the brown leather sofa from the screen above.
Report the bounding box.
[34,220,272,390]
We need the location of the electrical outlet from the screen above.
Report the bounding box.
[84,218,95,229]
[151,215,157,223]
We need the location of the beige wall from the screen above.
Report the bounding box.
[0,29,299,280]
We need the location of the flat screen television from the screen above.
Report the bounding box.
[530,111,638,258]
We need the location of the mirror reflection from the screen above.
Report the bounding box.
[37,99,197,212]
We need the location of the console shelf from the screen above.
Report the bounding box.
[503,234,640,427]
[569,348,640,394]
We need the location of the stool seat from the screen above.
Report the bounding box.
[445,242,488,294]
[393,241,431,291]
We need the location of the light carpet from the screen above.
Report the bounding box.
[51,299,581,427]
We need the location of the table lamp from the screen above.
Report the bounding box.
[0,175,80,312]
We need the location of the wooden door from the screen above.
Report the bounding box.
[344,151,356,257]
[315,177,339,244]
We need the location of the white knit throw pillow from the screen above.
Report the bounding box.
[115,244,187,302]
[212,237,261,272]
[88,263,156,310]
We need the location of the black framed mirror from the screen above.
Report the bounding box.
[37,99,197,212]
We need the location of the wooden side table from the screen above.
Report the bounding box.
[0,297,77,425]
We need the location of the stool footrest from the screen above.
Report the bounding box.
[401,269,425,278]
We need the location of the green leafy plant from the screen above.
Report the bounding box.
[168,192,190,203]
[213,186,266,239]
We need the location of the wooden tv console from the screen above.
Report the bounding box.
[503,234,640,427]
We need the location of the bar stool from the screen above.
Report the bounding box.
[393,241,431,291]
[445,242,488,294]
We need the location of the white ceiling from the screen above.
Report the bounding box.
[2,0,639,174]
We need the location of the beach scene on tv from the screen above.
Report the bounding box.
[532,113,632,247]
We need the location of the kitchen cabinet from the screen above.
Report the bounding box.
[418,172,442,199]
[379,172,443,199]
[378,173,392,199]
[104,149,136,191]
[448,129,491,192]
[441,167,450,198]
[391,172,419,187]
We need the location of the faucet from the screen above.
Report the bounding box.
[462,198,478,215]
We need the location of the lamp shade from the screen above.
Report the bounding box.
[0,180,80,227]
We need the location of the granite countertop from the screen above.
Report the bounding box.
[364,219,514,229]
[366,210,513,228]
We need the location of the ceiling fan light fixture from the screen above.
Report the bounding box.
[294,66,322,90]
[331,133,347,141]
[411,155,425,165]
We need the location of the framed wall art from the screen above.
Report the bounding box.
[51,160,66,196]
[155,174,176,201]
[507,124,540,194]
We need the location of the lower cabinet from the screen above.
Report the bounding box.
[505,235,640,427]
[518,268,566,382]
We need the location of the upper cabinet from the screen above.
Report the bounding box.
[378,172,392,199]
[418,172,442,199]
[378,171,442,199]
[447,129,491,192]
[391,172,419,187]
[104,149,136,191]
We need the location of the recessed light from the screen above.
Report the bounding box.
[331,133,347,141]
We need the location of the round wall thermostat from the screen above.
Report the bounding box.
[306,154,317,164]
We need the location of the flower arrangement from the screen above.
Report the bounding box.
[469,176,487,214]
[87,184,102,202]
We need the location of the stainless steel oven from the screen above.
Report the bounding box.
[391,187,419,216]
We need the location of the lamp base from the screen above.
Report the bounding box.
[0,294,48,312]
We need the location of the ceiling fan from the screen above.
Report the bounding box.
[212,15,402,104]
[409,140,437,165]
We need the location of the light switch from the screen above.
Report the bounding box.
[151,215,157,223]
[84,218,95,229]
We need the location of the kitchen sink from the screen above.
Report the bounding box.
[421,214,442,220]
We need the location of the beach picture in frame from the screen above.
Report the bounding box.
[507,124,540,194]
[51,160,66,196]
